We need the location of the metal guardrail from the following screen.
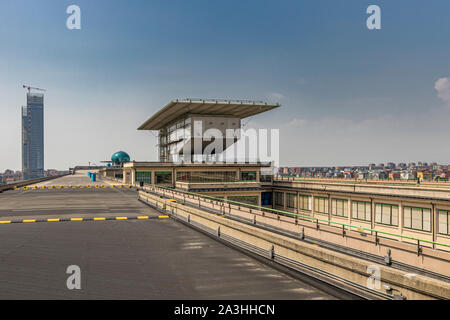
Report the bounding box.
[0,174,69,193]
[149,185,450,249]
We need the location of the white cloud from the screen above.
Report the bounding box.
[435,77,450,105]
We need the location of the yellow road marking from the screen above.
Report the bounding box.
[0,221,11,224]
[23,219,36,223]
[115,217,128,220]
[70,218,83,221]
[47,218,60,222]
[137,216,149,219]
[158,215,169,219]
[94,217,106,221]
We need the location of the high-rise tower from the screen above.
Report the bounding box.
[22,93,44,180]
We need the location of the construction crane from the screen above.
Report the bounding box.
[22,85,47,94]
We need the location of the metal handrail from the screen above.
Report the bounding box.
[148,185,450,249]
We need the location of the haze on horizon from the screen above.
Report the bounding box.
[1,0,450,171]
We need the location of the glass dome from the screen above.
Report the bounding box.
[111,151,130,164]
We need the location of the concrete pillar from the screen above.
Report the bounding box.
[371,198,375,231]
[283,191,286,210]
[151,171,155,185]
[432,203,436,249]
[131,169,136,186]
[328,195,332,224]
[348,198,352,224]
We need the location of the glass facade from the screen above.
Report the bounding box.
[274,192,284,207]
[158,117,191,162]
[136,172,151,185]
[241,171,257,181]
[22,93,44,180]
[286,193,297,209]
[155,172,172,184]
[176,171,237,183]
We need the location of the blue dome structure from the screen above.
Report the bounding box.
[111,151,130,164]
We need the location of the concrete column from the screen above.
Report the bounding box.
[296,191,299,214]
[348,198,352,224]
[272,191,275,209]
[328,195,332,224]
[432,203,436,249]
[283,192,286,210]
[151,171,155,185]
[311,195,315,217]
[399,202,403,235]
[371,198,375,231]
[131,169,136,186]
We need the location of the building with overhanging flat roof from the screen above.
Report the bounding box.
[138,99,280,162]
[101,98,279,206]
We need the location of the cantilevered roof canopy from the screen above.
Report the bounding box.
[138,99,280,131]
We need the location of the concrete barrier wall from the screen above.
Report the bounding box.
[140,190,450,300]
[0,174,69,193]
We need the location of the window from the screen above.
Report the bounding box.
[260,175,272,182]
[176,171,237,183]
[241,171,257,181]
[332,198,348,217]
[286,193,297,209]
[136,172,151,185]
[228,196,258,206]
[155,172,172,184]
[375,203,398,226]
[274,192,284,207]
[314,197,329,214]
[298,194,312,211]
[403,206,431,232]
[352,201,371,221]
[438,210,450,235]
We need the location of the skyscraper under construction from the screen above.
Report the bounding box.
[22,92,44,180]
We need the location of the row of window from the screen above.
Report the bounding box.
[176,171,238,183]
[273,192,450,235]
[175,171,258,183]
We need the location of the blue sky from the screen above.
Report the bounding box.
[1,0,450,169]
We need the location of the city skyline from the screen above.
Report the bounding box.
[1,1,450,170]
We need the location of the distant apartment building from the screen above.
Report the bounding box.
[22,93,44,180]
[386,162,396,169]
[400,171,415,180]
[0,170,23,184]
